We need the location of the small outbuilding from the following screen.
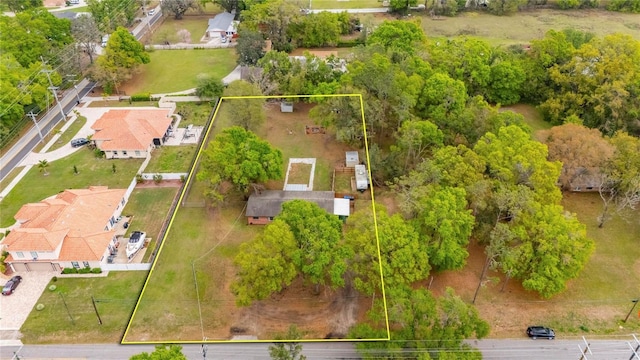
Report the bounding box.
[346,151,359,167]
[280,101,294,113]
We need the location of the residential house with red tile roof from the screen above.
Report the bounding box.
[91,109,174,159]
[2,186,128,272]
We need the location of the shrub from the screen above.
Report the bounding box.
[136,173,144,183]
[78,266,91,274]
[61,268,78,274]
[606,0,640,12]
[49,285,57,291]
[36,304,45,311]
[558,0,580,8]
[90,267,102,274]
[52,276,58,282]
[94,149,105,158]
[153,173,163,184]
[131,93,152,102]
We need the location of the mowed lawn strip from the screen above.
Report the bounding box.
[0,149,143,227]
[310,0,383,9]
[124,49,238,94]
[144,145,198,173]
[122,188,179,262]
[47,116,88,152]
[20,271,148,344]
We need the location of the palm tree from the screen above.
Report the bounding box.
[38,159,50,175]
[86,134,95,149]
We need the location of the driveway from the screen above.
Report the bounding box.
[0,272,55,339]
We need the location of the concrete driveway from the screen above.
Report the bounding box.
[0,272,55,342]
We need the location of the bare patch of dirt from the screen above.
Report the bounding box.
[287,163,312,184]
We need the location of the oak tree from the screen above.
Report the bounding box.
[196,126,283,203]
[232,219,298,306]
[222,80,265,131]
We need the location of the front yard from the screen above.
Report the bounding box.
[20,271,148,344]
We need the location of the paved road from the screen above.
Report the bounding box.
[1,342,360,359]
[2,339,640,359]
[0,79,95,182]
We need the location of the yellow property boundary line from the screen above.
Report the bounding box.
[122,93,390,344]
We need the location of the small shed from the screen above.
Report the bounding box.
[346,151,359,167]
[333,198,351,221]
[281,101,294,113]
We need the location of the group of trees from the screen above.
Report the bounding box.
[239,0,358,53]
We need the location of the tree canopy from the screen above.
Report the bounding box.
[93,27,150,94]
[196,126,283,203]
[222,80,266,131]
[130,345,187,360]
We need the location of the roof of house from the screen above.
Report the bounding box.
[91,109,172,151]
[3,187,125,259]
[246,190,336,218]
[207,12,235,32]
[58,233,114,261]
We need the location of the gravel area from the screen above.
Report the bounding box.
[0,272,55,331]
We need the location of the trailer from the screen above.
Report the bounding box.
[354,164,369,192]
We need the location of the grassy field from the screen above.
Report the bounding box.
[309,0,383,9]
[47,116,87,152]
[20,271,148,344]
[121,49,237,94]
[420,9,640,46]
[122,188,179,262]
[502,103,552,133]
[144,145,198,173]
[150,15,211,45]
[0,148,143,227]
[124,202,261,341]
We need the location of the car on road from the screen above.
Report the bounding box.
[2,275,23,295]
[527,326,555,339]
[148,8,155,16]
[71,138,89,147]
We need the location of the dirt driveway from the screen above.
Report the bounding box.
[0,272,55,334]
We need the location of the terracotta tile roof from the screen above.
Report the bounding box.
[58,232,114,261]
[2,228,68,251]
[91,109,173,151]
[3,187,126,257]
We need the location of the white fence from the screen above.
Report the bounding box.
[103,263,151,271]
[140,172,188,180]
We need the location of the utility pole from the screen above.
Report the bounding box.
[27,111,44,144]
[91,296,103,325]
[624,299,639,323]
[578,336,592,360]
[42,64,67,122]
[201,337,208,359]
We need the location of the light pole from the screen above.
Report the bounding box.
[624,299,639,323]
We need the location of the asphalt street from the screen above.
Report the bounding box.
[2,339,640,359]
[0,80,96,181]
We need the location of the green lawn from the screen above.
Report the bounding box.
[0,166,23,192]
[124,203,261,341]
[501,103,552,133]
[145,145,198,173]
[176,102,214,127]
[125,49,238,94]
[151,16,210,45]
[309,0,383,9]
[20,271,148,344]
[0,148,143,227]
[87,100,158,108]
[420,9,640,46]
[47,116,87,152]
[121,188,179,262]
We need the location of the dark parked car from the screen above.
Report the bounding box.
[527,326,555,339]
[2,275,22,295]
[71,138,89,147]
